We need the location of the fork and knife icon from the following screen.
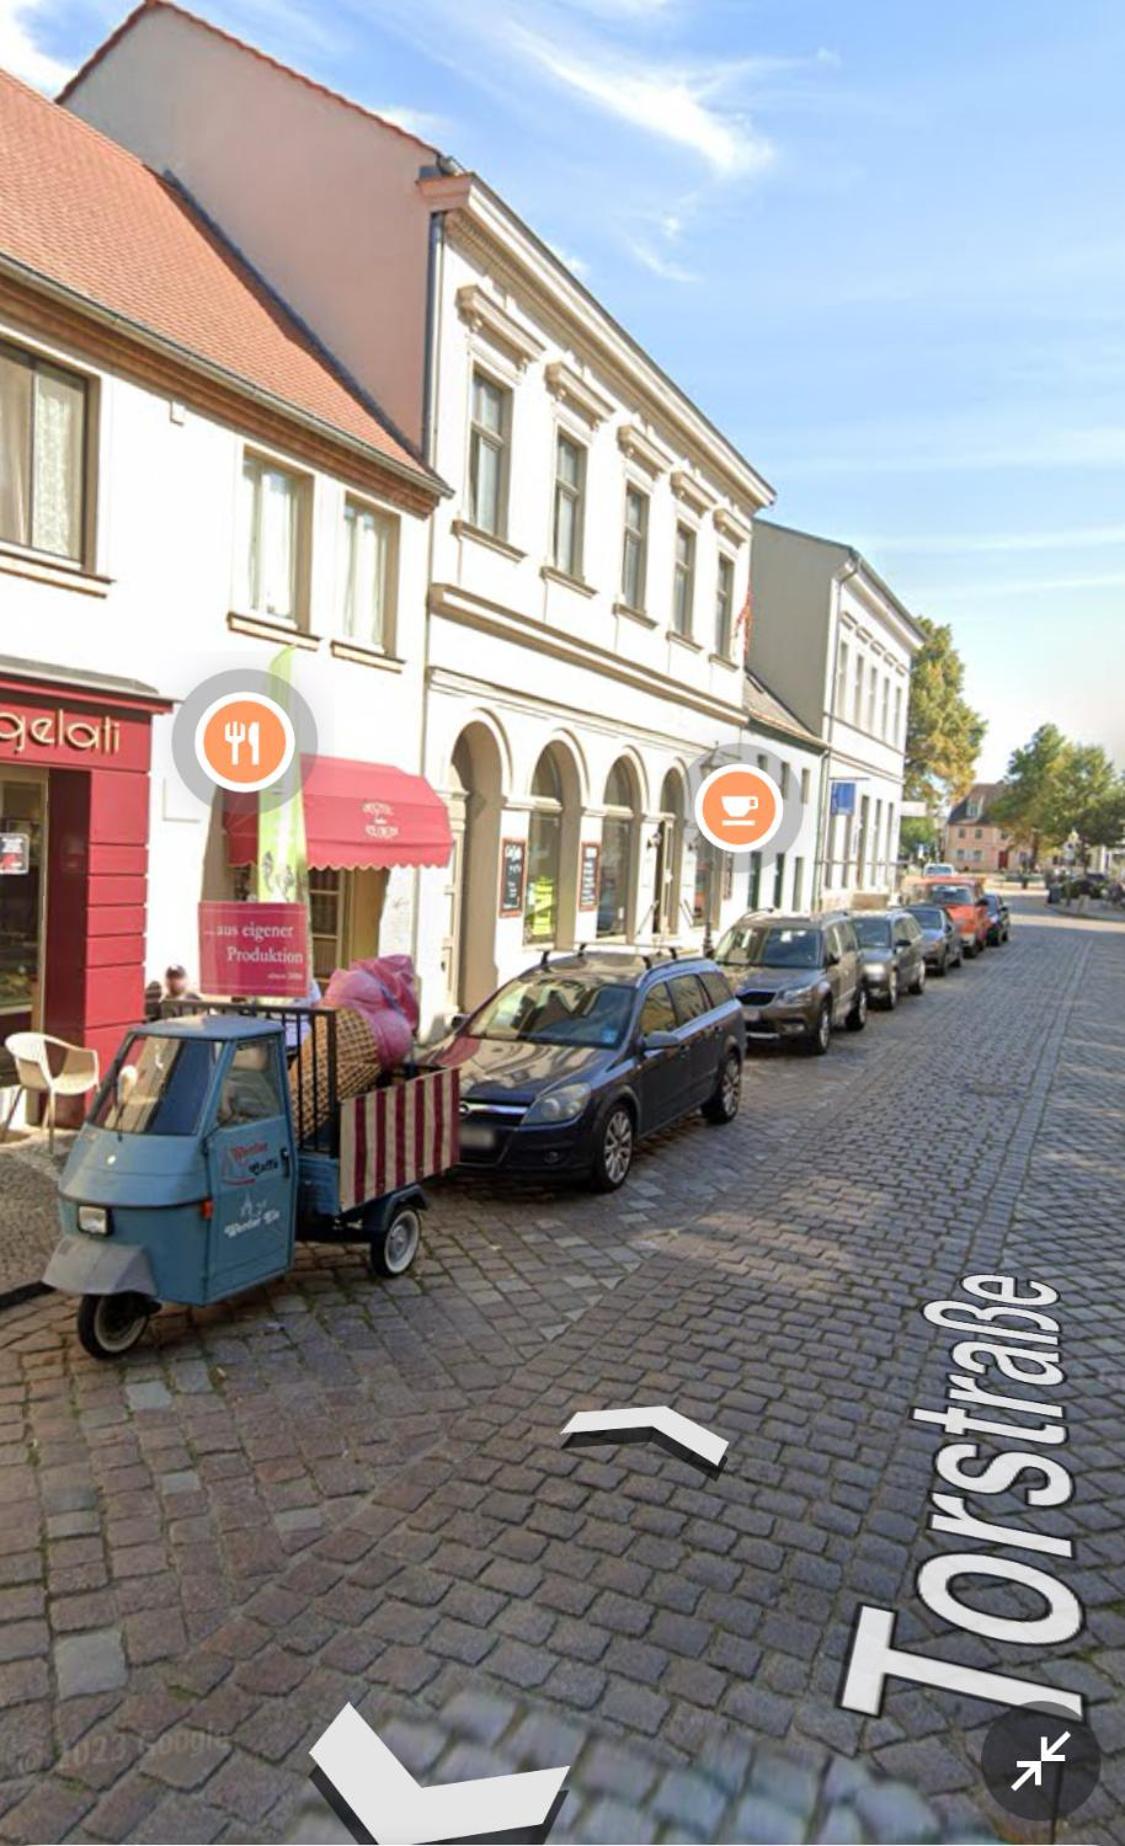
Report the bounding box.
[224,718,261,769]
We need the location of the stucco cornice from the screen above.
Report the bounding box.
[455,283,544,371]
[0,257,442,515]
[617,423,672,477]
[544,359,613,427]
[425,175,775,517]
[428,581,749,729]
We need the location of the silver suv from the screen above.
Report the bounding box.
[851,908,927,1008]
[714,912,867,1056]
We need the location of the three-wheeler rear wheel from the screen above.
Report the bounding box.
[366,1199,422,1277]
[76,1291,155,1361]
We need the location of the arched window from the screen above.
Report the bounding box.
[525,747,565,945]
[599,760,638,939]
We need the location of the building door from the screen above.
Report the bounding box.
[0,769,48,1037]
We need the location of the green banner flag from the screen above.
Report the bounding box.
[256,646,309,911]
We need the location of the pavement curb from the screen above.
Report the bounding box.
[0,1279,49,1315]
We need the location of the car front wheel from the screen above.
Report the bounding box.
[845,984,868,1031]
[589,1102,635,1192]
[883,971,899,1009]
[806,1000,832,1055]
[703,1051,742,1123]
[910,961,926,995]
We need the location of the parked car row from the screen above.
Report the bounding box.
[418,878,1013,1194]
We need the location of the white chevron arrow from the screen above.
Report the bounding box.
[309,1702,569,1844]
[561,1405,728,1473]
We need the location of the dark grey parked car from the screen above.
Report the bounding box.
[714,912,867,1055]
[906,902,964,975]
[852,909,927,1008]
[426,950,745,1192]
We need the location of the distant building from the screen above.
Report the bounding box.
[943,784,1026,873]
[749,522,923,909]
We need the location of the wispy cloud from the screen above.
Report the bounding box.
[868,523,1125,556]
[510,24,775,177]
[918,571,1125,602]
[782,425,1125,477]
[0,0,69,88]
[627,239,700,283]
[371,101,449,141]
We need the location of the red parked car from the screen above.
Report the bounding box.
[915,877,991,957]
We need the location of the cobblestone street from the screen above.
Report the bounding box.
[0,896,1122,1844]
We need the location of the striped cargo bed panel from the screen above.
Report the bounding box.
[338,1067,460,1215]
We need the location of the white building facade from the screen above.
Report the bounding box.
[749,523,922,910]
[66,2,777,1025]
[0,65,442,1086]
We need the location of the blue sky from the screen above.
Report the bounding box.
[9,0,1125,778]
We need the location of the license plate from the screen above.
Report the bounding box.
[459,1122,497,1151]
[744,1008,762,1024]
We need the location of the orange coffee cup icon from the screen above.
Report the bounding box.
[695,765,782,852]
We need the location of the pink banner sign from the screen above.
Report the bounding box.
[198,901,309,998]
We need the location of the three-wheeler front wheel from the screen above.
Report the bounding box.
[76,1291,154,1361]
[368,1204,422,1277]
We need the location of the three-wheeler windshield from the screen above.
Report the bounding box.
[90,1034,221,1136]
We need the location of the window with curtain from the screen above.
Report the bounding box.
[241,454,301,621]
[525,749,564,945]
[621,485,648,610]
[800,767,811,804]
[673,524,695,636]
[836,642,849,717]
[469,370,509,536]
[894,684,904,744]
[553,433,586,578]
[599,760,636,939]
[715,554,735,655]
[0,342,87,562]
[866,662,878,731]
[340,499,397,648]
[792,856,805,910]
[749,851,762,908]
[852,652,864,724]
[881,675,891,738]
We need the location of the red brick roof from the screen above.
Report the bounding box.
[0,66,433,487]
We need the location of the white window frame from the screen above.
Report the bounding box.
[621,480,649,611]
[552,428,587,580]
[467,367,512,539]
[238,449,309,627]
[338,495,399,652]
[673,521,697,638]
[715,552,735,657]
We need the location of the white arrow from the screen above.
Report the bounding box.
[1012,1730,1071,1792]
[561,1405,728,1474]
[309,1703,569,1844]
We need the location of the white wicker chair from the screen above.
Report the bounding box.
[2,1033,100,1153]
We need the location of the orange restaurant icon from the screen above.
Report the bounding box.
[193,691,296,794]
[694,763,783,854]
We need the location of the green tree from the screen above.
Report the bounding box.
[989,723,1068,862]
[904,618,986,809]
[1040,742,1125,863]
[992,727,1125,863]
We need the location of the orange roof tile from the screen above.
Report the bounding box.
[0,65,434,489]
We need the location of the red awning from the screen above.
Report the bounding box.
[225,755,452,871]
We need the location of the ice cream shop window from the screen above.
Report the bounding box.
[0,772,46,1029]
[309,869,345,982]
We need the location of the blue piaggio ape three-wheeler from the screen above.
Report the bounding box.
[43,1005,459,1359]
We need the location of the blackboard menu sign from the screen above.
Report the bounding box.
[579,841,600,911]
[499,838,526,916]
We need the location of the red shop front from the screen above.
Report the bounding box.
[0,660,170,1115]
